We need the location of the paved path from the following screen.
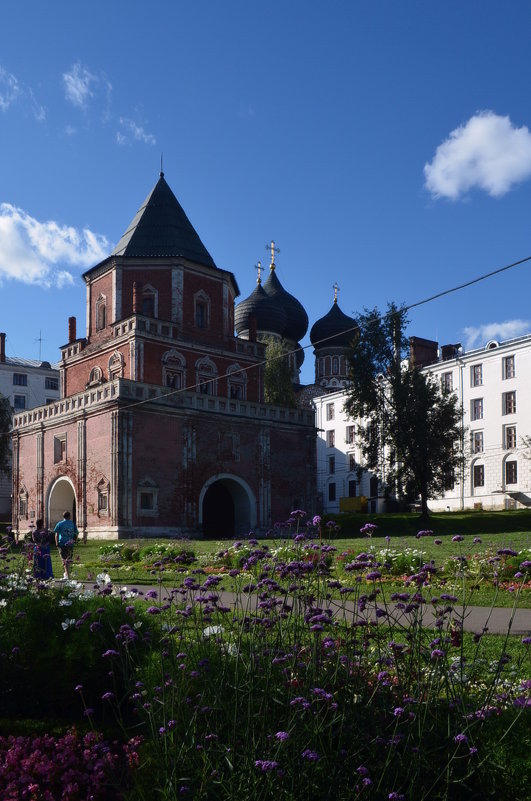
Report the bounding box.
[70,581,531,636]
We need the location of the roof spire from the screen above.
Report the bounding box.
[160,152,164,178]
[333,281,339,304]
[255,260,263,284]
[266,239,280,271]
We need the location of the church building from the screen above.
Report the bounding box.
[11,174,316,539]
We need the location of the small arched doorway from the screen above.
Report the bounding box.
[200,475,256,538]
[48,477,77,530]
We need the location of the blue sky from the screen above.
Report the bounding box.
[2,1,531,384]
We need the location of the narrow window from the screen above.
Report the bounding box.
[503,391,516,415]
[473,464,484,487]
[503,355,515,379]
[505,425,517,449]
[471,431,484,453]
[328,456,335,474]
[471,364,483,387]
[326,430,335,448]
[326,403,335,421]
[328,483,336,502]
[471,399,483,421]
[505,461,517,485]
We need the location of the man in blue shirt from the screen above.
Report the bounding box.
[54,511,78,580]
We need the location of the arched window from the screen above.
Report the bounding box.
[87,366,103,386]
[96,294,107,331]
[195,356,218,395]
[96,478,110,516]
[318,358,324,378]
[141,285,158,318]
[227,363,247,400]
[332,356,339,375]
[194,290,210,330]
[162,349,186,390]
[108,351,124,380]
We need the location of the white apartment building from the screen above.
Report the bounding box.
[0,333,60,517]
[313,333,531,515]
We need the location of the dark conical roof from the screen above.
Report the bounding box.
[310,300,356,349]
[234,282,287,337]
[262,268,308,342]
[112,173,216,268]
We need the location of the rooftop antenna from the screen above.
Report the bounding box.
[35,330,44,361]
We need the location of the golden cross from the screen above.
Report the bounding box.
[255,260,262,284]
[265,240,280,270]
[333,282,339,303]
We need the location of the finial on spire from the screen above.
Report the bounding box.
[160,153,164,178]
[266,240,280,271]
[255,260,263,284]
[333,282,339,304]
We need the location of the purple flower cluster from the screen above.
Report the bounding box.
[0,729,136,800]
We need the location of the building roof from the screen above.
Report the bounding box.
[262,268,308,343]
[111,173,217,268]
[234,281,287,337]
[310,300,356,349]
[0,357,60,370]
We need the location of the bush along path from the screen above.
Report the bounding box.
[0,514,530,801]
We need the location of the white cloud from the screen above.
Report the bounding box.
[63,62,97,108]
[0,67,20,111]
[424,111,531,199]
[0,203,110,288]
[117,116,156,145]
[462,319,531,350]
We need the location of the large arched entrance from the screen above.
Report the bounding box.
[199,474,256,538]
[48,477,77,530]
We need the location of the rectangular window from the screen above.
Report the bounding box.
[346,425,355,444]
[471,364,483,387]
[326,403,335,421]
[326,430,335,448]
[140,492,154,510]
[53,435,66,464]
[328,456,335,474]
[441,372,453,392]
[471,398,483,421]
[328,483,336,502]
[471,431,484,453]
[505,425,517,449]
[348,479,357,497]
[45,377,59,390]
[98,493,108,512]
[505,460,517,485]
[13,373,27,386]
[503,391,516,415]
[349,453,356,471]
[13,395,26,411]
[503,355,515,379]
[473,464,484,487]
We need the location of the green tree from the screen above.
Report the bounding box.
[0,394,11,475]
[344,304,463,520]
[263,337,297,408]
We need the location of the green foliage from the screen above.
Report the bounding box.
[263,337,297,407]
[344,304,463,518]
[0,394,11,475]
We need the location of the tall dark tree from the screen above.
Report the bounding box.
[263,337,297,408]
[0,395,12,475]
[344,304,463,519]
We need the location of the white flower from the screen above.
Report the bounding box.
[96,573,112,586]
[203,625,224,638]
[58,599,72,606]
[61,618,76,630]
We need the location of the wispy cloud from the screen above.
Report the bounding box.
[463,319,531,350]
[424,111,531,200]
[117,117,156,146]
[0,67,20,111]
[63,62,97,109]
[0,66,44,121]
[0,204,110,288]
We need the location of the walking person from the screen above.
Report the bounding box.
[32,518,54,580]
[54,511,78,580]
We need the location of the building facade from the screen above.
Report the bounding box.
[314,334,531,515]
[11,174,316,538]
[0,334,60,517]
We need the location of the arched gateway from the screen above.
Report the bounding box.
[48,477,77,530]
[199,474,256,538]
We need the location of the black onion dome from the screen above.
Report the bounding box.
[262,269,308,342]
[310,301,356,349]
[234,282,287,337]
